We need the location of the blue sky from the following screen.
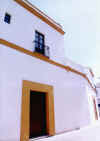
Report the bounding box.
[29,0,100,77]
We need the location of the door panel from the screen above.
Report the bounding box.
[30,91,47,138]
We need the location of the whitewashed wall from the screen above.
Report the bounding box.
[0,0,65,65]
[96,83,100,98]
[0,0,97,141]
[86,86,98,122]
[96,83,100,116]
[0,45,91,141]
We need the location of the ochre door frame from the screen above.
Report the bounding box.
[20,80,55,141]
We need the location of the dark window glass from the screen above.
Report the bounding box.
[35,31,45,55]
[4,13,11,24]
[98,104,100,107]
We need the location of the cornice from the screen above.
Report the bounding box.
[14,0,65,35]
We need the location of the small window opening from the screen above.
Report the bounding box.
[4,13,11,24]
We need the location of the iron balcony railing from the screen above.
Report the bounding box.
[33,41,50,58]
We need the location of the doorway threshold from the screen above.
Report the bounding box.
[29,135,49,141]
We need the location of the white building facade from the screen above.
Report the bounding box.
[96,82,100,116]
[0,0,99,141]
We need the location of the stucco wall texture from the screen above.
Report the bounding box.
[0,0,98,141]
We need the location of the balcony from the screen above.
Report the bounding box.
[33,41,50,58]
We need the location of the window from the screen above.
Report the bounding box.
[4,13,11,24]
[34,31,45,55]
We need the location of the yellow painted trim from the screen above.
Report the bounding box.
[0,38,96,93]
[92,96,99,120]
[20,80,55,141]
[14,0,65,35]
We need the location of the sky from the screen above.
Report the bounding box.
[29,0,100,77]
